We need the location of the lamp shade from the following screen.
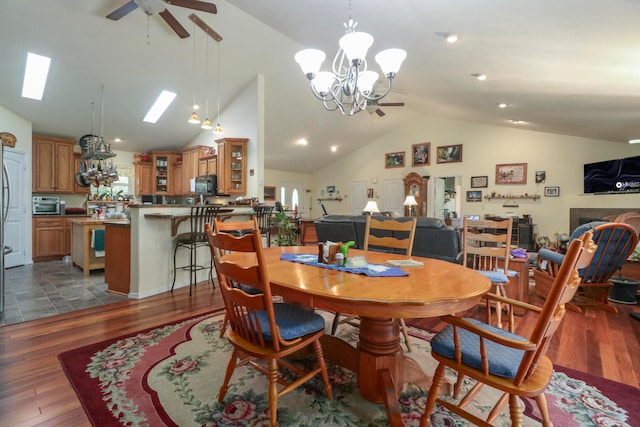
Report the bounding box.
[363,200,380,214]
[188,112,200,124]
[357,71,379,95]
[312,71,336,94]
[339,31,374,62]
[295,49,326,76]
[201,118,213,130]
[375,48,407,76]
[403,195,418,206]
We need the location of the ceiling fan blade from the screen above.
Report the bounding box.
[106,0,139,20]
[159,9,190,38]
[189,13,223,42]
[377,102,405,107]
[165,0,217,14]
[375,108,385,117]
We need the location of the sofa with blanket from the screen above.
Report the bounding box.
[313,215,462,264]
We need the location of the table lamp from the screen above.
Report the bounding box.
[403,195,418,216]
[362,200,380,215]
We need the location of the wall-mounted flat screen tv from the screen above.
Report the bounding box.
[584,155,640,194]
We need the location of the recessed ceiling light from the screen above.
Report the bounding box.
[296,138,308,146]
[143,90,176,123]
[445,34,459,43]
[471,73,487,81]
[498,103,508,109]
[192,103,199,110]
[114,137,122,143]
[629,139,640,144]
[511,119,523,124]
[22,52,51,101]
[331,146,337,152]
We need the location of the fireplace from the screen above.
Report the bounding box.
[569,208,639,232]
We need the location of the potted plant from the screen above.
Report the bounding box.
[273,211,296,246]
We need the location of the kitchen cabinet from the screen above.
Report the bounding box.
[33,135,75,193]
[134,161,153,195]
[216,138,248,195]
[172,161,183,195]
[33,217,66,261]
[180,145,216,194]
[199,156,217,176]
[152,152,171,194]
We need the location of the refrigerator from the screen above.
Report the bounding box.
[0,132,16,313]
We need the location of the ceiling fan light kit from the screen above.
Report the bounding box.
[294,3,406,116]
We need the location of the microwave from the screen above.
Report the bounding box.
[195,175,217,196]
[33,196,60,215]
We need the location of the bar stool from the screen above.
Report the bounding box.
[252,205,274,246]
[172,205,221,295]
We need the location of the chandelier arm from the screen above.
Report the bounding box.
[362,75,395,102]
[308,80,345,114]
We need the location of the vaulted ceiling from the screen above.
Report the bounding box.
[1,0,639,173]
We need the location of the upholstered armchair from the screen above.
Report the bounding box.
[533,221,638,313]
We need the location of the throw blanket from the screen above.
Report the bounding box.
[280,253,408,277]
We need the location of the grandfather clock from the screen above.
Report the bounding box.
[403,172,429,216]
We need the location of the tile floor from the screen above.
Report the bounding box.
[1,260,129,326]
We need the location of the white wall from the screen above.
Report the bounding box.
[312,115,640,238]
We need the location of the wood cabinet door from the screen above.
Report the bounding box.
[198,158,208,176]
[172,163,183,195]
[215,138,248,194]
[33,136,75,193]
[33,218,65,258]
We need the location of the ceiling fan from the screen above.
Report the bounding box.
[106,0,217,39]
[366,100,405,117]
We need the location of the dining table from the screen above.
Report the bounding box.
[260,245,491,421]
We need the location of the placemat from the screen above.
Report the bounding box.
[280,253,409,277]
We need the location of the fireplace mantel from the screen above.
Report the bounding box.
[569,208,639,232]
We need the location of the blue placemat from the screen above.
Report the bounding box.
[280,253,409,277]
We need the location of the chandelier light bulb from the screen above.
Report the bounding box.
[375,49,407,76]
[358,71,379,95]
[295,49,326,76]
[339,31,374,62]
[311,71,336,94]
[188,112,200,124]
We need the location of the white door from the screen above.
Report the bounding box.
[351,180,367,215]
[382,179,404,216]
[280,180,305,215]
[4,149,28,268]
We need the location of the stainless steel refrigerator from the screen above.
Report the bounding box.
[0,132,16,313]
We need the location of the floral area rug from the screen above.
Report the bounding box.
[58,309,639,426]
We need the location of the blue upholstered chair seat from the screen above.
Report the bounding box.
[477,270,509,283]
[251,303,326,341]
[431,318,528,378]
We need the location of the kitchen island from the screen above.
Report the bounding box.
[128,204,255,299]
[68,217,128,276]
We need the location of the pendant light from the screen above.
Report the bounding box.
[188,19,200,124]
[213,40,223,134]
[201,33,212,130]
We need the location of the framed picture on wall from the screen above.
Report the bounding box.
[470,176,488,188]
[263,186,276,200]
[436,144,463,163]
[412,142,430,166]
[544,186,560,197]
[466,190,482,202]
[385,151,405,168]
[495,163,527,184]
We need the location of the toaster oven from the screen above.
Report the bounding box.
[32,196,60,215]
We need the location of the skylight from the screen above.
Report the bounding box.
[22,52,51,101]
[143,90,177,123]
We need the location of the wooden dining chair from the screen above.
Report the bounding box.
[205,219,332,426]
[331,216,417,352]
[420,230,597,427]
[462,216,513,328]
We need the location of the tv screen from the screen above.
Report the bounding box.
[584,155,640,194]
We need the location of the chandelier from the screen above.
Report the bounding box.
[294,4,406,116]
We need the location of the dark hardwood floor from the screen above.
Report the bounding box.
[0,284,639,426]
